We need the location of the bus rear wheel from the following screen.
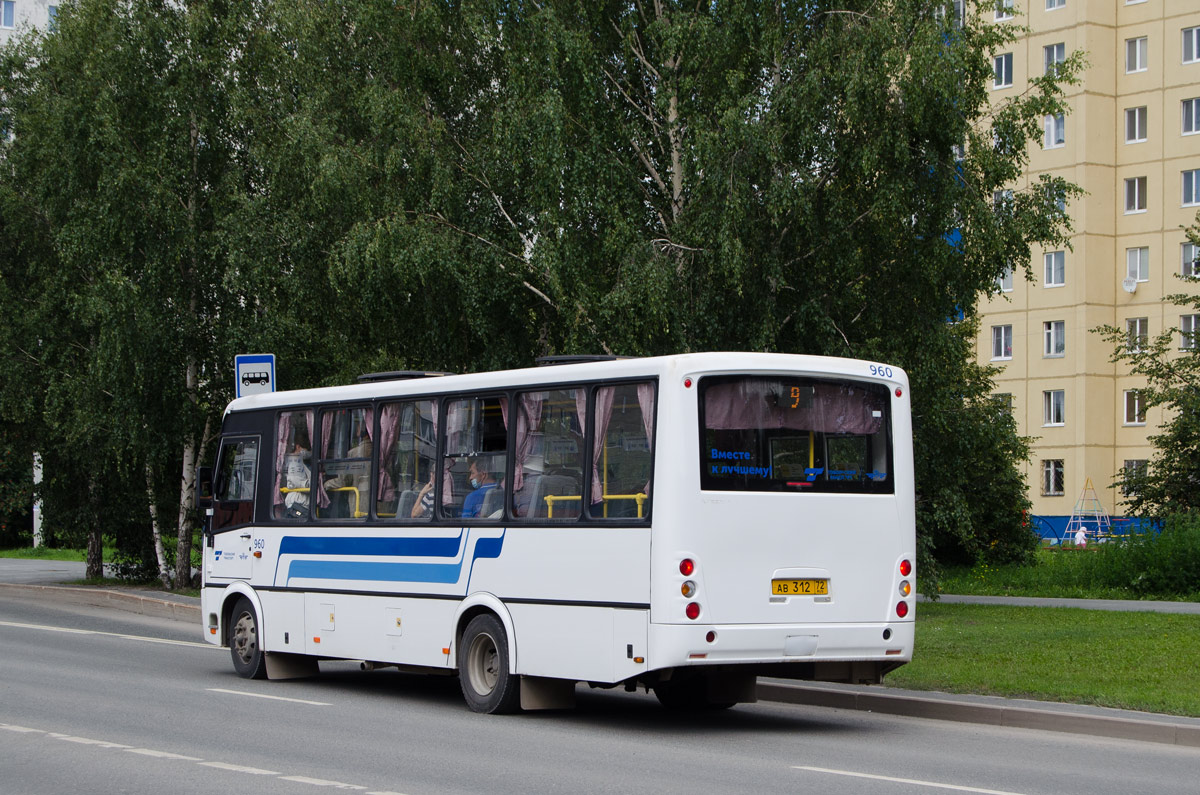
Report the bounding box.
[229,597,267,679]
[458,614,521,714]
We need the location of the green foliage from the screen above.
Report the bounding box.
[943,516,1200,600]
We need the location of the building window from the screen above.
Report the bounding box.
[1126,106,1148,143]
[1044,43,1066,76]
[1043,390,1065,426]
[1124,390,1146,425]
[1127,317,1149,353]
[1184,242,1199,278]
[1046,0,1064,9]
[1125,176,1147,213]
[993,189,1013,214]
[1185,27,1200,64]
[47,6,56,31]
[991,325,1013,360]
[1182,314,1198,350]
[1122,460,1148,497]
[1,1,13,29]
[996,393,1014,415]
[997,262,1014,292]
[1043,321,1066,357]
[1044,251,1065,286]
[995,0,1013,21]
[1184,170,1200,207]
[1184,99,1200,135]
[994,53,1013,88]
[1042,460,1065,496]
[1043,114,1065,148]
[1126,247,1149,282]
[1126,37,1148,74]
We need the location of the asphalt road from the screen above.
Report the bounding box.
[2,587,1199,795]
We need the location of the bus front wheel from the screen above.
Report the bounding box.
[229,597,267,679]
[458,614,521,714]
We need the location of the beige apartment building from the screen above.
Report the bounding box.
[977,0,1200,534]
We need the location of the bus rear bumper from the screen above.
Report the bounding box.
[647,621,914,672]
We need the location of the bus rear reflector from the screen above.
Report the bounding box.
[685,602,701,620]
[896,601,909,618]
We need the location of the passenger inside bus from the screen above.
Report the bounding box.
[461,457,499,518]
[282,425,311,519]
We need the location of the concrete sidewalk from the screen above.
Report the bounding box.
[3,557,1199,747]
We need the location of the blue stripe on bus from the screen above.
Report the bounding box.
[278,533,464,558]
[280,530,505,587]
[287,560,464,584]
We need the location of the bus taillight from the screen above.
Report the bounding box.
[899,559,912,576]
[896,601,909,618]
[681,580,696,598]
[679,558,695,576]
[685,602,701,620]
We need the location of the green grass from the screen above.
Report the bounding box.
[0,546,115,561]
[887,602,1200,717]
[937,548,1200,602]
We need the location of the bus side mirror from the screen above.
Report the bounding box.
[197,466,214,510]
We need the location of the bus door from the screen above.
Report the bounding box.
[207,436,259,581]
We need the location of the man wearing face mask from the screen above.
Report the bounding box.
[461,457,498,519]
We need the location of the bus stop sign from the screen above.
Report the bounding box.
[235,353,276,398]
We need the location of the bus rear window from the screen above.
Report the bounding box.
[699,376,893,494]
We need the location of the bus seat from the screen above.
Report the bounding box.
[481,487,505,518]
[397,489,417,520]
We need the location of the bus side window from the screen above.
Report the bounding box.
[377,400,437,521]
[212,438,258,532]
[274,411,313,521]
[512,388,584,521]
[441,396,507,520]
[588,382,654,520]
[317,406,373,520]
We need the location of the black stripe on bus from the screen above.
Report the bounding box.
[205,583,649,611]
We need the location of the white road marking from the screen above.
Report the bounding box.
[47,732,132,749]
[206,687,331,706]
[279,775,367,789]
[0,619,215,649]
[199,761,282,775]
[0,723,45,733]
[125,748,203,761]
[794,766,1029,795]
[3,718,404,792]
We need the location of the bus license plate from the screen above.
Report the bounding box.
[771,579,829,596]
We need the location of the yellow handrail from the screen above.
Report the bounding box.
[545,491,647,519]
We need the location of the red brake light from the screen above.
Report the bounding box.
[896,601,909,618]
[679,559,695,576]
[685,602,701,620]
[899,559,912,576]
[895,387,903,398]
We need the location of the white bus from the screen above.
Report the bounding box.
[199,352,915,713]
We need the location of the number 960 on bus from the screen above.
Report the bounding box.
[868,364,893,379]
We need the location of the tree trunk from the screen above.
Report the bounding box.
[146,464,172,589]
[85,475,102,580]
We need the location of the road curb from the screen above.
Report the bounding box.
[756,681,1200,748]
[0,582,201,623]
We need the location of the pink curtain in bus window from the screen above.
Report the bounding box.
[512,392,544,492]
[273,412,290,511]
[637,382,655,497]
[377,405,399,503]
[589,387,616,503]
[703,381,883,435]
[318,411,334,508]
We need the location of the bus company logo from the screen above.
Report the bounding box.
[214,551,222,560]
